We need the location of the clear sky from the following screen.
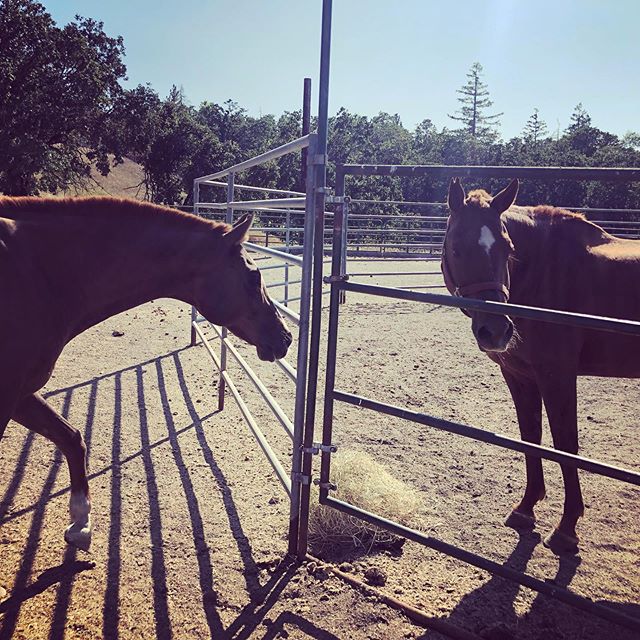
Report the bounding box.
[46,0,639,140]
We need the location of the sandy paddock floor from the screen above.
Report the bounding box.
[0,258,638,640]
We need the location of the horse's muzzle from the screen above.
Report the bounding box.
[257,329,292,362]
[475,317,514,353]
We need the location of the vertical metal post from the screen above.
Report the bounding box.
[335,165,348,304]
[301,77,312,189]
[284,210,290,306]
[319,197,345,499]
[190,180,201,345]
[297,0,332,560]
[218,173,235,411]
[287,133,318,556]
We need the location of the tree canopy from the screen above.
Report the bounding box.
[1,0,639,213]
[0,0,126,194]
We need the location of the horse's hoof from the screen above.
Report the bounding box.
[64,520,92,552]
[504,509,535,530]
[543,528,579,555]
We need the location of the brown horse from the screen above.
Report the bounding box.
[442,178,640,554]
[0,196,292,550]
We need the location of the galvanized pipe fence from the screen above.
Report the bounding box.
[293,162,640,633]
[183,0,640,632]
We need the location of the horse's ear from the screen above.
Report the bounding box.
[222,214,254,246]
[447,177,466,213]
[491,179,519,214]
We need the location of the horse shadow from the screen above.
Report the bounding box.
[0,346,335,640]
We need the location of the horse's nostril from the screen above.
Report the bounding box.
[477,326,493,343]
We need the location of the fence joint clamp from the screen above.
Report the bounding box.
[292,472,312,485]
[314,479,337,491]
[323,274,349,284]
[302,443,338,455]
[326,195,345,205]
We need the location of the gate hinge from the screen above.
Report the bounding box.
[310,154,328,165]
[323,274,349,284]
[302,443,338,455]
[292,472,312,485]
[313,479,337,491]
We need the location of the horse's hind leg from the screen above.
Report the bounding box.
[12,393,91,550]
[537,371,582,555]
[501,368,545,530]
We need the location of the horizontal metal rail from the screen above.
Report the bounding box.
[191,322,291,494]
[321,496,640,633]
[346,243,443,249]
[196,134,312,182]
[341,164,640,182]
[198,180,305,197]
[223,371,292,495]
[246,242,304,267]
[334,390,640,484]
[273,299,301,325]
[194,198,306,211]
[281,289,331,304]
[276,357,297,384]
[348,271,442,277]
[396,284,448,290]
[267,279,303,289]
[339,281,640,336]
[208,323,294,438]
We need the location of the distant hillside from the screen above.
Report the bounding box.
[59,156,146,200]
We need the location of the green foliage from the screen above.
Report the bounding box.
[1,2,638,217]
[0,0,126,194]
[448,62,503,140]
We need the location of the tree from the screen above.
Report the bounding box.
[522,108,548,147]
[567,103,592,131]
[0,0,126,195]
[448,62,503,139]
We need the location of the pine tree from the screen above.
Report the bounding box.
[448,62,503,139]
[522,108,548,146]
[567,103,592,132]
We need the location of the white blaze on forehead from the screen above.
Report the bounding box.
[478,225,496,255]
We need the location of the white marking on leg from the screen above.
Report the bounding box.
[478,225,496,254]
[65,492,92,551]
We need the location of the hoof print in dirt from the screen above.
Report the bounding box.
[363,566,387,587]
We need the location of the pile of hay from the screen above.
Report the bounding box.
[308,449,423,554]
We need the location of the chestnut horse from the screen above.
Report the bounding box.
[442,178,640,554]
[0,197,292,550]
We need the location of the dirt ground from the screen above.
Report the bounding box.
[0,258,638,640]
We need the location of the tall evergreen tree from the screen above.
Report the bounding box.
[567,103,592,131]
[522,108,548,146]
[448,62,503,139]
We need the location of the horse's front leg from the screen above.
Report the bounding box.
[501,367,545,530]
[536,370,582,554]
[12,393,92,550]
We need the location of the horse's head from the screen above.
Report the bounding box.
[196,214,292,362]
[442,178,518,353]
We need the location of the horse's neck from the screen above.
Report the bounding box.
[502,209,548,300]
[29,215,215,338]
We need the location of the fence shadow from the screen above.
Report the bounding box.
[0,346,334,640]
[423,531,640,640]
